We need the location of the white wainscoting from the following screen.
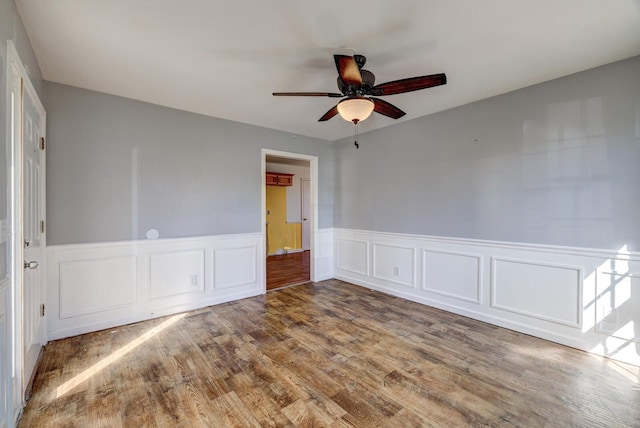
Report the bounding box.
[373,243,415,288]
[149,250,205,299]
[491,257,582,328]
[423,250,482,304]
[334,228,640,367]
[313,228,334,282]
[47,233,264,340]
[213,246,256,289]
[336,238,368,276]
[59,256,137,318]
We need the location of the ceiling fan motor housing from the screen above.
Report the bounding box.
[337,70,375,95]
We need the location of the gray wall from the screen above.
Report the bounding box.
[334,56,640,251]
[45,82,334,245]
[35,52,640,251]
[1,0,43,277]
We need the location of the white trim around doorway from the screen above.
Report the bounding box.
[262,149,322,288]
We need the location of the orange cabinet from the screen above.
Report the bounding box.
[266,172,279,185]
[266,172,294,186]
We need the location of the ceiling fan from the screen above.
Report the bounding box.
[273,54,447,124]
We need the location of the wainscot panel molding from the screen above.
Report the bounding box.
[372,243,416,288]
[149,250,205,299]
[595,269,640,344]
[336,238,369,276]
[334,228,640,367]
[491,257,582,328]
[422,249,482,304]
[59,256,137,318]
[47,233,264,340]
[213,246,257,289]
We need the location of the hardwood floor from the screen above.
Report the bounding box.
[266,251,310,290]
[19,280,639,427]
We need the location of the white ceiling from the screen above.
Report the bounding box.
[16,1,640,141]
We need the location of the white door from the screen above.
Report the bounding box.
[4,42,46,425]
[301,179,310,251]
[21,78,47,397]
[4,47,23,428]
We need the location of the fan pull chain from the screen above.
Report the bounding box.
[353,119,359,149]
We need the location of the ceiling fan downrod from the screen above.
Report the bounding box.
[353,119,360,149]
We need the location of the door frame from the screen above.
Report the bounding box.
[262,149,318,287]
[6,40,47,421]
[300,178,311,252]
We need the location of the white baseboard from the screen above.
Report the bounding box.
[334,228,640,367]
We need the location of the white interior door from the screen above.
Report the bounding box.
[20,78,46,396]
[4,41,46,426]
[4,45,23,428]
[301,179,310,251]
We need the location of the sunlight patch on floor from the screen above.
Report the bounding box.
[54,313,186,399]
[602,357,640,384]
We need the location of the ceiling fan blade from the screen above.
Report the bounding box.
[273,92,343,98]
[370,73,446,96]
[318,105,339,122]
[334,55,362,86]
[372,98,406,119]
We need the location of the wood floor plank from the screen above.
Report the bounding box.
[210,391,263,427]
[267,251,310,290]
[18,280,640,427]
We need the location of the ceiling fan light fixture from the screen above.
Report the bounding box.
[337,97,374,123]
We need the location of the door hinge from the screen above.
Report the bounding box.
[40,304,45,317]
[40,220,45,233]
[39,137,45,150]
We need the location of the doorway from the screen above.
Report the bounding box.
[262,150,317,291]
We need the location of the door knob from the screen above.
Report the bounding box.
[24,261,38,270]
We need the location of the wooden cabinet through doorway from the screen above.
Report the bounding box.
[266,172,294,186]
